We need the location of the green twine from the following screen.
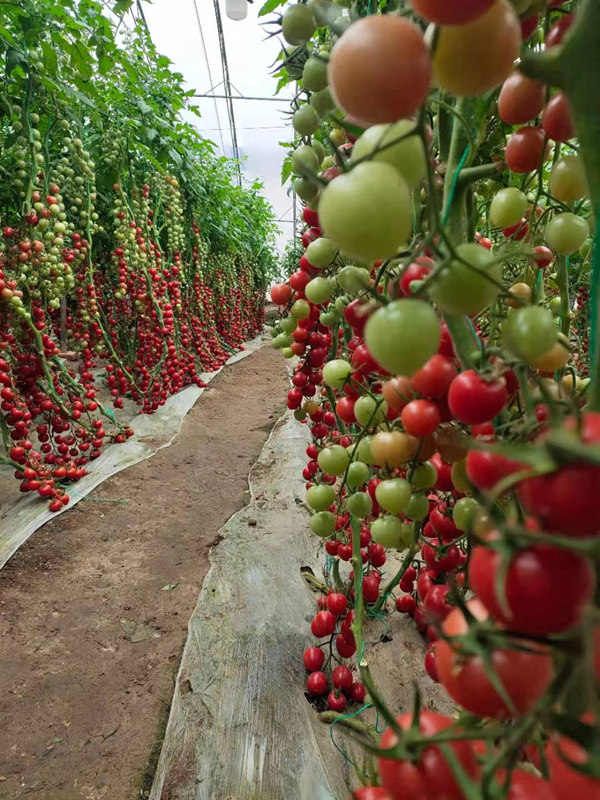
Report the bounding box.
[589,222,600,382]
[442,144,471,228]
[330,702,373,768]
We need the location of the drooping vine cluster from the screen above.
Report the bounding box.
[0,0,277,510]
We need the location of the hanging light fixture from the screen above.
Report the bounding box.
[225,0,248,20]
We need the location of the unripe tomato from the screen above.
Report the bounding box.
[319,162,411,261]
[411,0,495,24]
[433,1,521,97]
[328,15,432,125]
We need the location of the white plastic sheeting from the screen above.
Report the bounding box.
[149,413,452,800]
[0,334,267,570]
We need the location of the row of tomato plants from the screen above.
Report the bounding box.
[0,1,277,510]
[265,0,600,796]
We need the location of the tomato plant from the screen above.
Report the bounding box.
[263,0,600,795]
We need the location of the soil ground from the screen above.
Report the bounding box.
[0,343,288,800]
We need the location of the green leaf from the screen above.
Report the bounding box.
[41,42,58,76]
[259,0,287,16]
[113,0,134,13]
[281,156,293,186]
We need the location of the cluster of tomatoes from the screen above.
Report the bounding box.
[268,0,599,796]
[1,149,266,508]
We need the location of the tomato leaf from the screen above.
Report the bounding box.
[258,0,286,17]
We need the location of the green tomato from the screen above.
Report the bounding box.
[310,511,336,538]
[320,311,338,326]
[580,238,593,259]
[354,395,387,426]
[318,162,411,261]
[294,177,320,202]
[292,144,320,177]
[351,120,426,189]
[306,277,333,305]
[429,242,502,316]
[306,237,337,268]
[410,461,437,490]
[336,265,371,294]
[282,4,317,45]
[453,497,479,531]
[546,212,590,255]
[273,332,292,349]
[370,515,405,548]
[282,347,294,358]
[347,461,370,489]
[404,493,429,521]
[294,408,307,421]
[502,305,557,362]
[291,298,311,319]
[399,522,416,548]
[375,478,411,514]
[365,298,440,377]
[345,491,373,518]
[549,155,589,204]
[307,483,336,511]
[280,316,298,334]
[490,187,528,228]
[312,139,326,164]
[302,54,329,92]
[310,87,336,117]
[356,436,375,464]
[293,105,320,136]
[318,444,350,476]
[323,358,352,389]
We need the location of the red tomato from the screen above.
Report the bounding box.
[303,206,319,227]
[518,463,600,537]
[270,283,291,305]
[344,299,375,336]
[542,92,575,142]
[508,770,557,800]
[378,711,480,800]
[545,14,574,48]
[423,584,452,623]
[327,690,347,711]
[336,396,357,424]
[328,15,432,125]
[505,126,548,173]
[332,664,353,689]
[470,543,594,635]
[410,355,457,399]
[401,399,441,438]
[466,450,524,491]
[547,726,600,800]
[303,647,325,671]
[436,599,553,719]
[520,14,540,41]
[411,0,495,25]
[448,371,508,424]
[399,259,433,296]
[307,671,328,695]
[498,72,545,125]
[424,643,439,683]
[352,788,393,800]
[327,592,348,616]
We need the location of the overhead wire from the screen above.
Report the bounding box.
[191,0,227,155]
[211,0,243,185]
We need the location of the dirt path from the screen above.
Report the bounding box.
[0,344,288,800]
